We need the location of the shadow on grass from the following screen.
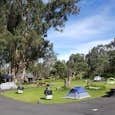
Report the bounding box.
[40,97,46,100]
[102,88,115,97]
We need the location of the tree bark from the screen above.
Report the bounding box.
[67,76,71,87]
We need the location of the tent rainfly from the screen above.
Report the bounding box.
[65,86,90,99]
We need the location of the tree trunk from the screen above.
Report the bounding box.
[67,76,71,87]
[64,78,68,88]
[22,67,26,80]
[64,76,72,88]
[65,67,72,88]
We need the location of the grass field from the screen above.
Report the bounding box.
[1,80,115,104]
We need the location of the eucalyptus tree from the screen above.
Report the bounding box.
[0,0,80,80]
[68,53,88,79]
[27,43,57,79]
[104,39,115,77]
[86,45,109,78]
[51,60,68,86]
[108,50,115,73]
[0,0,80,35]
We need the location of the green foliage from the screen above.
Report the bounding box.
[86,39,115,78]
[0,0,80,35]
[102,73,115,78]
[0,0,80,79]
[51,60,67,79]
[67,53,88,79]
[0,31,53,75]
[108,50,115,72]
[86,45,109,76]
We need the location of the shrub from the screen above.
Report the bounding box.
[102,73,115,79]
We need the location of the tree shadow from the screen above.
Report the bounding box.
[40,97,46,100]
[102,88,115,97]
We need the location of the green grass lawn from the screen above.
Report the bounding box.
[1,80,115,104]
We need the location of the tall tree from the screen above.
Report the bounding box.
[104,39,115,77]
[86,39,115,78]
[67,54,88,79]
[0,0,80,36]
[108,50,115,72]
[86,45,109,77]
[0,0,80,81]
[51,60,68,86]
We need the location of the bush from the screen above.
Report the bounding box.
[102,73,115,79]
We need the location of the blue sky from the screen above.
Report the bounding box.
[47,0,115,61]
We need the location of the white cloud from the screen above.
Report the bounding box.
[49,14,115,41]
[57,39,113,61]
[47,2,115,61]
[76,39,114,54]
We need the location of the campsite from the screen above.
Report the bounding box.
[1,79,115,104]
[0,1,115,115]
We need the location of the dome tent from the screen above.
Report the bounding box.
[65,86,90,99]
[94,76,102,81]
[107,77,115,84]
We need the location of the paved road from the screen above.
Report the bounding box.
[0,96,115,115]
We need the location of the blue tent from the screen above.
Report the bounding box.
[65,86,90,99]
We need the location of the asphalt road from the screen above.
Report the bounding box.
[0,96,115,115]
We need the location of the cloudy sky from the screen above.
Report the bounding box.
[47,0,115,61]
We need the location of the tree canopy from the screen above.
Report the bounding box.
[86,39,115,78]
[0,0,80,81]
[0,0,80,36]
